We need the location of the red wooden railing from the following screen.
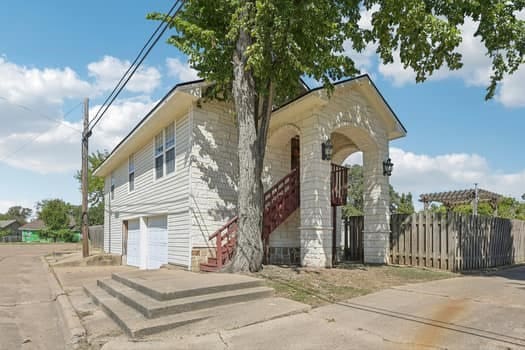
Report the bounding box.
[201,164,346,271]
[331,163,348,206]
[202,217,238,271]
[200,168,300,271]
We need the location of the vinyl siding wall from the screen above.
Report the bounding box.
[190,101,239,248]
[103,111,192,267]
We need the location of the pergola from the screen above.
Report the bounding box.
[419,188,504,212]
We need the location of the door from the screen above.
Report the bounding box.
[291,136,300,171]
[147,216,168,269]
[126,219,141,267]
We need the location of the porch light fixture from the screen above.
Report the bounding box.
[383,158,394,176]
[322,139,333,160]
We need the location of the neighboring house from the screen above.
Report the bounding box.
[93,75,406,271]
[0,220,22,242]
[19,219,81,243]
[19,220,47,242]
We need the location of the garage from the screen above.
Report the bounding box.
[126,219,141,267]
[146,216,168,269]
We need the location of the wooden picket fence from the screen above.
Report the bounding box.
[88,225,104,250]
[390,213,525,272]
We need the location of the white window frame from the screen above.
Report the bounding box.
[128,154,135,192]
[153,122,176,181]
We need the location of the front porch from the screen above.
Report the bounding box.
[200,76,406,271]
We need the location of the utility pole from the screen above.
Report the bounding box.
[473,183,479,216]
[81,98,91,258]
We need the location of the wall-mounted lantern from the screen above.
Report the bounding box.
[322,139,333,160]
[383,158,394,176]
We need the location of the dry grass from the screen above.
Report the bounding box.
[253,263,457,307]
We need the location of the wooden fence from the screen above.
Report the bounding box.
[344,213,525,272]
[88,225,104,250]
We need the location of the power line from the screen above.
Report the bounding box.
[89,0,183,132]
[0,96,83,133]
[0,102,83,163]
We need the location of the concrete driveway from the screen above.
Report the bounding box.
[103,265,525,350]
[0,244,76,350]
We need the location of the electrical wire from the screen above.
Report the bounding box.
[88,0,183,132]
[0,96,83,133]
[0,102,83,163]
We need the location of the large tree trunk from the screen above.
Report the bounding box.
[223,2,274,273]
[224,23,265,272]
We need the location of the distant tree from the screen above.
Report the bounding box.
[343,164,414,216]
[522,193,525,201]
[343,165,364,216]
[429,203,447,214]
[0,206,32,223]
[497,197,525,220]
[395,193,415,215]
[38,199,70,231]
[74,150,108,206]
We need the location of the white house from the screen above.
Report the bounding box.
[93,74,406,271]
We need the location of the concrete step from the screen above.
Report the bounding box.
[84,283,310,338]
[98,278,275,318]
[111,271,265,300]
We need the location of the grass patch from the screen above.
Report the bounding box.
[254,264,457,307]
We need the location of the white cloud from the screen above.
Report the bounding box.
[0,56,160,173]
[90,97,156,153]
[0,199,34,214]
[343,5,380,72]
[166,57,199,82]
[376,17,525,108]
[497,68,525,108]
[389,148,524,207]
[87,55,161,94]
[345,147,525,208]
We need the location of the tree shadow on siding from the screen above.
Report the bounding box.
[192,118,238,223]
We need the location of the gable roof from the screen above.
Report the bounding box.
[0,220,18,229]
[18,219,46,231]
[94,74,406,177]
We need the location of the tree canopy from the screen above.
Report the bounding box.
[74,150,108,226]
[75,150,108,207]
[150,0,524,272]
[343,164,415,216]
[0,206,32,224]
[37,199,71,231]
[151,1,524,100]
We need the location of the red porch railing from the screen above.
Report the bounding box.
[200,216,238,272]
[201,168,300,271]
[201,164,346,271]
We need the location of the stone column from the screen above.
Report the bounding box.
[299,120,332,267]
[362,142,391,264]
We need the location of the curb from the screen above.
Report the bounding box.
[40,256,87,349]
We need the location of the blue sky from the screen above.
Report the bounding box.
[0,1,523,213]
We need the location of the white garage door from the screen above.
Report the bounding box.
[127,219,141,267]
[147,216,168,269]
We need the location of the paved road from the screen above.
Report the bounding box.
[0,244,78,350]
[103,265,525,350]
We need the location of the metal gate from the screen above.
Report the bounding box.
[343,216,364,262]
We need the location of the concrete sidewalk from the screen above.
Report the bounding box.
[101,266,525,350]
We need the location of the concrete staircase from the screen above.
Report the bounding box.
[84,269,309,338]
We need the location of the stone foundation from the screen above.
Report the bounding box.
[191,247,215,272]
[268,247,300,265]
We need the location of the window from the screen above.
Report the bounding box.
[110,172,115,200]
[155,133,164,179]
[128,154,135,192]
[165,123,175,175]
[154,122,176,179]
